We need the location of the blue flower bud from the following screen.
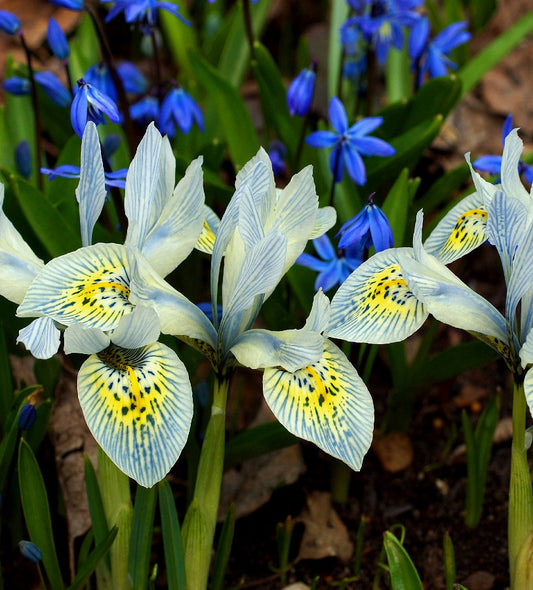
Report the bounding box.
[47,17,69,60]
[18,403,37,430]
[130,96,159,126]
[3,76,30,95]
[286,67,316,117]
[48,0,84,10]
[117,61,148,95]
[15,141,31,179]
[19,540,42,563]
[34,72,71,108]
[0,10,21,35]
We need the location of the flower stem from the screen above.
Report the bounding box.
[328,146,341,207]
[509,379,533,589]
[242,0,255,58]
[98,447,133,590]
[182,375,230,590]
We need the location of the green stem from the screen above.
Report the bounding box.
[182,375,230,590]
[509,379,533,589]
[98,447,133,590]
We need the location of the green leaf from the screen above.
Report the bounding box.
[159,1,196,80]
[217,0,270,88]
[84,456,110,548]
[0,325,14,427]
[24,400,52,453]
[328,0,350,99]
[158,480,186,590]
[467,0,497,31]
[381,168,414,247]
[67,526,118,590]
[416,163,470,217]
[383,531,424,590]
[128,485,157,590]
[1,169,80,257]
[189,51,260,170]
[34,357,60,397]
[210,504,236,590]
[224,422,298,470]
[18,439,64,590]
[458,11,533,97]
[443,532,456,590]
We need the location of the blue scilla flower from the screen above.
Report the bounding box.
[130,96,160,126]
[267,140,286,177]
[337,195,393,251]
[287,66,316,117]
[41,164,128,191]
[15,141,31,179]
[47,17,69,60]
[159,87,204,137]
[474,115,533,185]
[0,10,21,35]
[71,79,120,138]
[306,97,395,185]
[49,0,84,9]
[17,403,37,430]
[297,234,364,292]
[409,20,470,84]
[84,62,147,103]
[3,73,70,108]
[102,0,190,28]
[19,540,42,563]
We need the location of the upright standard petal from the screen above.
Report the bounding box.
[0,185,44,304]
[327,248,427,343]
[77,122,106,247]
[78,342,193,487]
[17,243,132,331]
[263,339,374,471]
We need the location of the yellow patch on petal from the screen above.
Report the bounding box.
[264,340,373,470]
[195,220,217,254]
[435,208,487,263]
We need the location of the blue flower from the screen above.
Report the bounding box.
[0,10,21,35]
[337,195,393,251]
[17,403,37,430]
[47,17,69,60]
[473,115,533,185]
[15,141,31,179]
[297,234,364,292]
[71,79,120,137]
[48,0,84,9]
[131,96,160,126]
[410,20,470,84]
[306,97,395,185]
[102,0,190,28]
[267,140,286,177]
[159,87,204,137]
[19,540,42,563]
[41,163,128,191]
[4,73,70,107]
[287,66,316,117]
[83,62,147,104]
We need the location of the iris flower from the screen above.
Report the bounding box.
[306,97,395,185]
[3,122,206,487]
[130,149,375,472]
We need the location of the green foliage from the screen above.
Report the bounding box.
[383,530,424,590]
[158,480,187,590]
[210,504,236,590]
[128,486,157,590]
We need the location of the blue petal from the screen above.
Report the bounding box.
[306,131,338,149]
[328,97,348,135]
[342,143,366,185]
[312,234,336,261]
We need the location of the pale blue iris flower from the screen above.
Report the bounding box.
[327,129,533,418]
[129,150,375,471]
[1,122,206,487]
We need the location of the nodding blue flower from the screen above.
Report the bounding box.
[48,0,84,9]
[0,10,21,35]
[117,62,149,94]
[159,87,204,137]
[306,97,395,185]
[3,73,70,108]
[83,62,147,104]
[15,141,31,179]
[102,0,190,28]
[267,140,286,177]
[410,20,470,85]
[346,0,422,65]
[71,79,120,138]
[17,403,37,430]
[340,23,367,81]
[337,195,394,251]
[41,163,128,191]
[287,66,316,117]
[47,17,69,60]
[19,540,42,563]
[130,95,160,126]
[474,115,533,186]
[297,233,364,292]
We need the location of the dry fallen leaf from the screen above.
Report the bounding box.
[297,491,353,562]
[372,432,413,473]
